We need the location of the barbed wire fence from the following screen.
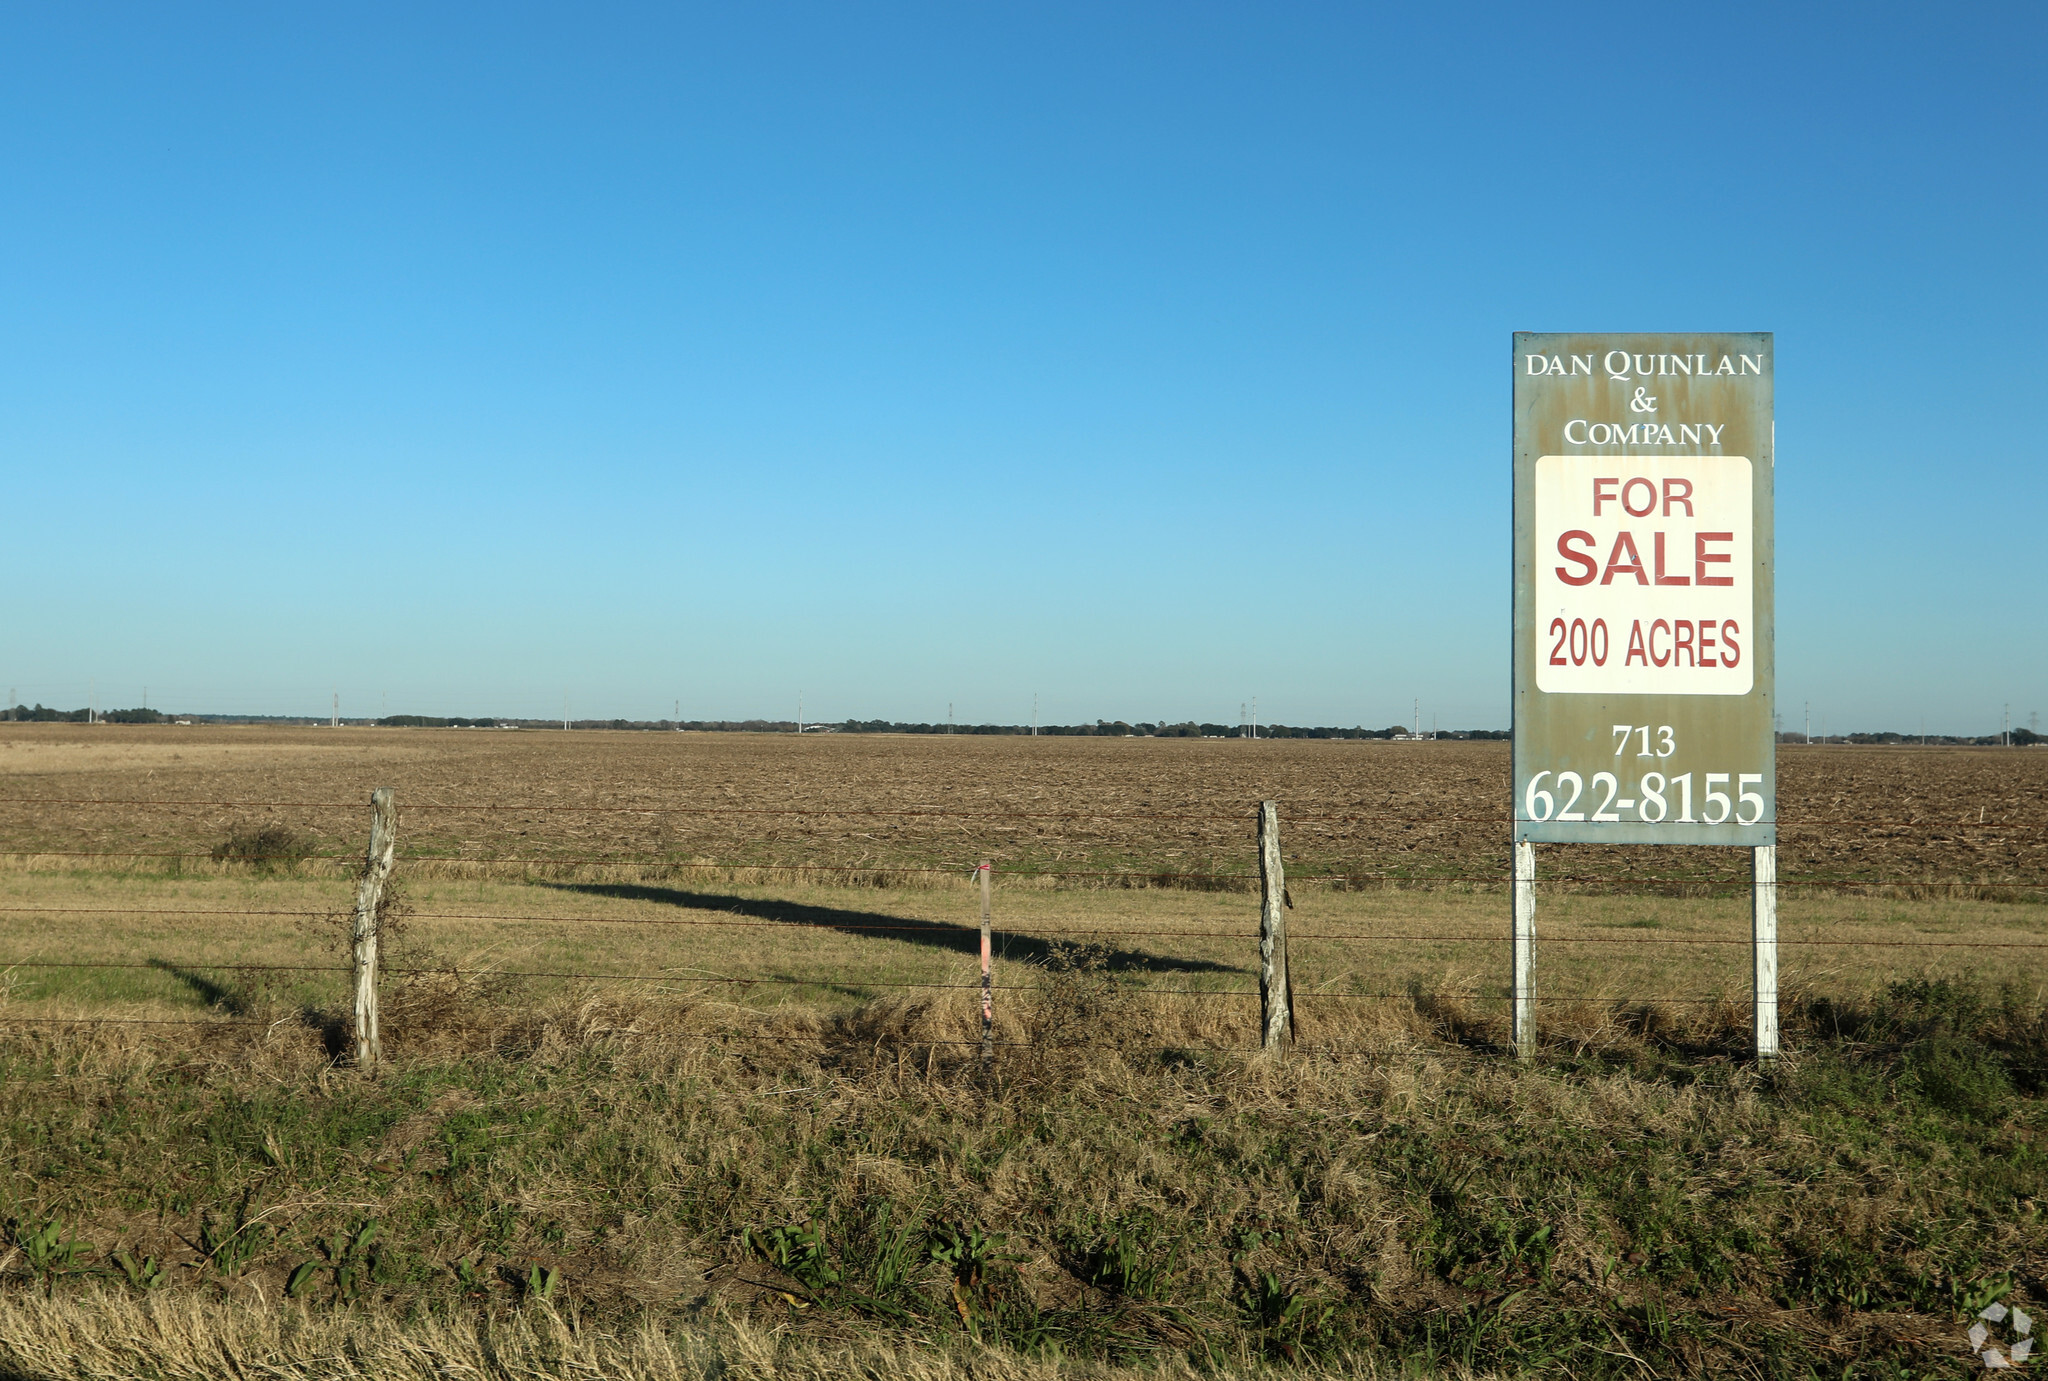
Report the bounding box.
[0,789,2041,1065]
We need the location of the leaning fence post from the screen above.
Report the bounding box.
[1257,801,1290,1049]
[352,788,397,1069]
[1511,839,1536,1059]
[977,861,994,1060]
[1752,844,1779,1062]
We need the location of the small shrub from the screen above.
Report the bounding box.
[1903,1035,2013,1119]
[1877,977,1989,1040]
[746,1222,840,1292]
[1026,941,1147,1066]
[925,1225,1043,1346]
[212,824,314,873]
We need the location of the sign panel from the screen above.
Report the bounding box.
[1513,334,1774,845]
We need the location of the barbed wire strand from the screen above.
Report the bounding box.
[0,853,2041,891]
[0,1016,1749,1051]
[0,961,1763,1003]
[2,904,2045,948]
[0,797,2035,830]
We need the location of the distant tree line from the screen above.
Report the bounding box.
[3,705,2030,745]
[3,704,170,724]
[1,708,358,725]
[1777,729,2040,747]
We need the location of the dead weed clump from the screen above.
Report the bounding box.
[210,823,315,873]
[1024,942,1152,1072]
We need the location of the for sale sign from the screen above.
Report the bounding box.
[1535,455,1753,696]
[1513,334,1774,845]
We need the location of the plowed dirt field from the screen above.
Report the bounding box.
[2,725,2043,888]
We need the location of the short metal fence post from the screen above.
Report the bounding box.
[1753,844,1779,1062]
[1511,839,1536,1059]
[978,861,993,1061]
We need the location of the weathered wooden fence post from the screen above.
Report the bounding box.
[1257,801,1290,1049]
[1511,839,1536,1059]
[978,861,994,1060]
[352,788,396,1069]
[1753,843,1779,1062]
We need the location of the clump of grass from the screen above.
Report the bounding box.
[211,824,314,873]
[7,1218,89,1297]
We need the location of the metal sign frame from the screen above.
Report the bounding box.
[1509,332,1779,1061]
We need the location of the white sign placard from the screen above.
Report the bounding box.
[1533,454,1753,695]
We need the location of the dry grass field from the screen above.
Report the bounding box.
[1,868,2044,1054]
[0,726,2042,1377]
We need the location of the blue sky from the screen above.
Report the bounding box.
[2,3,2041,732]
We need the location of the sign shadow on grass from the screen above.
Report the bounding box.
[542,883,1243,975]
[147,958,259,1015]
